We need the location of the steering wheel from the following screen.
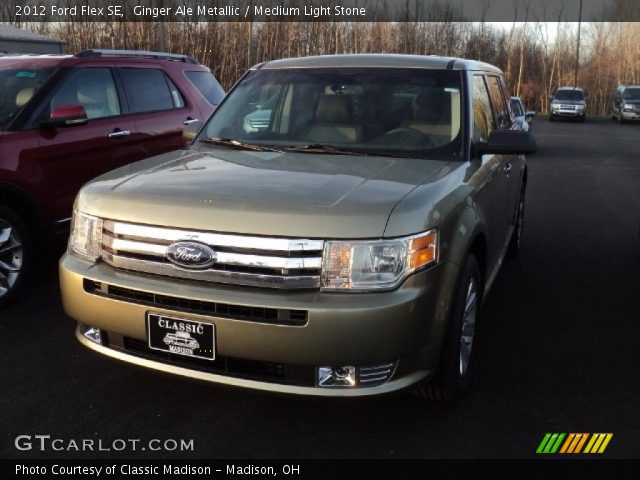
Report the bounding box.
[382,127,438,148]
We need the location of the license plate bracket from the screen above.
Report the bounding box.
[147,313,215,361]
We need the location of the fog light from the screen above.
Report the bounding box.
[317,366,356,387]
[79,323,102,344]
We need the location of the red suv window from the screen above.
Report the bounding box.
[49,68,121,120]
[120,68,185,113]
[185,70,225,105]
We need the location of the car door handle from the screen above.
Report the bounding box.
[503,162,512,174]
[183,118,199,126]
[108,130,130,139]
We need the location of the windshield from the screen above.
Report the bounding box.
[622,88,640,100]
[554,90,584,101]
[0,67,54,130]
[202,68,463,159]
[510,98,524,116]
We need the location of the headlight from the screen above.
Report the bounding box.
[321,229,438,292]
[69,210,103,261]
[623,104,634,110]
[576,104,585,110]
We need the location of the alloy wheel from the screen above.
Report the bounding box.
[0,219,23,299]
[459,277,478,377]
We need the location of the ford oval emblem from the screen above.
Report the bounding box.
[166,242,217,269]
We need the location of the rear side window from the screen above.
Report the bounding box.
[120,68,185,113]
[485,76,511,129]
[185,71,225,105]
[472,75,494,141]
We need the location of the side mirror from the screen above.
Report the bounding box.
[475,130,537,156]
[525,111,536,123]
[41,105,88,127]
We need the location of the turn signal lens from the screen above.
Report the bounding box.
[408,230,438,269]
[69,210,103,262]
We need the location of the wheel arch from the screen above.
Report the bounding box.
[0,181,42,236]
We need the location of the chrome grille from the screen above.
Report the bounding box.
[101,220,324,289]
[359,362,396,387]
[249,118,269,129]
[560,104,577,110]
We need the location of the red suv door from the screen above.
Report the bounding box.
[114,64,201,169]
[33,63,136,224]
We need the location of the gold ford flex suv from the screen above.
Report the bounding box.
[60,55,536,402]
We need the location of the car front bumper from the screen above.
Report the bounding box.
[551,109,585,117]
[621,110,640,120]
[60,253,459,397]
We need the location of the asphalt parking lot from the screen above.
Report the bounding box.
[1,117,639,460]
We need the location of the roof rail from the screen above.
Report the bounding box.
[74,49,198,64]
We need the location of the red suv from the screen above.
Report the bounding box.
[0,49,224,307]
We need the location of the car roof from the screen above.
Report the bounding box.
[254,54,503,74]
[0,51,206,70]
[0,54,71,68]
[556,86,583,91]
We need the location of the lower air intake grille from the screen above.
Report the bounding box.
[359,362,396,387]
[120,336,315,386]
[83,279,308,326]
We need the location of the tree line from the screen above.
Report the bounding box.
[9,18,640,116]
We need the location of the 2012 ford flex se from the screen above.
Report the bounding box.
[60,55,536,402]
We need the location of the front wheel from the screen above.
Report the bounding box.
[0,206,32,309]
[413,255,481,402]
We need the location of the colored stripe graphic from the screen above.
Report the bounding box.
[538,433,613,454]
[584,433,613,454]
[536,433,552,454]
[574,433,589,453]
[536,433,565,454]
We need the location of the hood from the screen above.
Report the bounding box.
[78,146,451,238]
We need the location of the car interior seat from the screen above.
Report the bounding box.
[15,88,35,108]
[403,90,456,139]
[76,82,116,119]
[306,95,362,143]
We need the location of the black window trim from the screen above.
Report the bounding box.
[472,73,496,138]
[484,74,511,130]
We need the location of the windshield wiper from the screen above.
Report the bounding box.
[200,137,283,153]
[284,144,367,156]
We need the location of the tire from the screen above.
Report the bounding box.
[579,115,586,123]
[413,255,482,402]
[0,206,32,309]
[507,184,525,258]
[619,115,626,125]
[549,115,555,122]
